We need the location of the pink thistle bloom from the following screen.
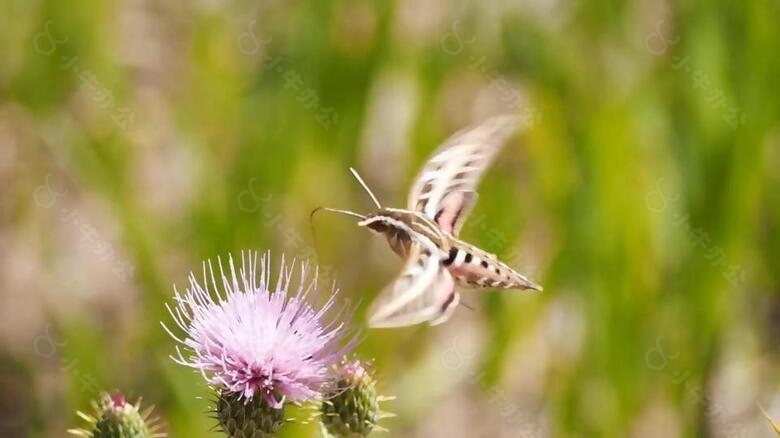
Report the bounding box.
[163,251,356,408]
[109,392,126,409]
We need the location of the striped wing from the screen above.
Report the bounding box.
[408,115,518,236]
[368,243,459,328]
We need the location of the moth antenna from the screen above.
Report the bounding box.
[349,167,382,208]
[309,206,367,248]
[312,207,367,221]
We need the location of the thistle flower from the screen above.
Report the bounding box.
[163,251,356,435]
[68,391,163,438]
[320,360,394,437]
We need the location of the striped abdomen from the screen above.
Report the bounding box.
[442,241,541,291]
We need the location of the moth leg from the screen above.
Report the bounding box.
[429,292,460,326]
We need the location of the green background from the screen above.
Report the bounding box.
[2,0,779,436]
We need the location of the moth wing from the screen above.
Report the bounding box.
[434,190,479,236]
[368,243,459,328]
[407,115,518,229]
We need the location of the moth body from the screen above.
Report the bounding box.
[360,209,541,292]
[325,115,542,328]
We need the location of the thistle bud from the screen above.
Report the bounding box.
[216,390,285,438]
[68,392,163,438]
[320,360,392,437]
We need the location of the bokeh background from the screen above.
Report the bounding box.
[2,0,779,436]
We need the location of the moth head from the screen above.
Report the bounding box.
[357,211,393,233]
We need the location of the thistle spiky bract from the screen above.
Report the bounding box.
[68,392,164,438]
[320,360,394,437]
[760,404,780,436]
[215,389,285,438]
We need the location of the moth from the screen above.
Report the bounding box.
[316,115,542,328]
